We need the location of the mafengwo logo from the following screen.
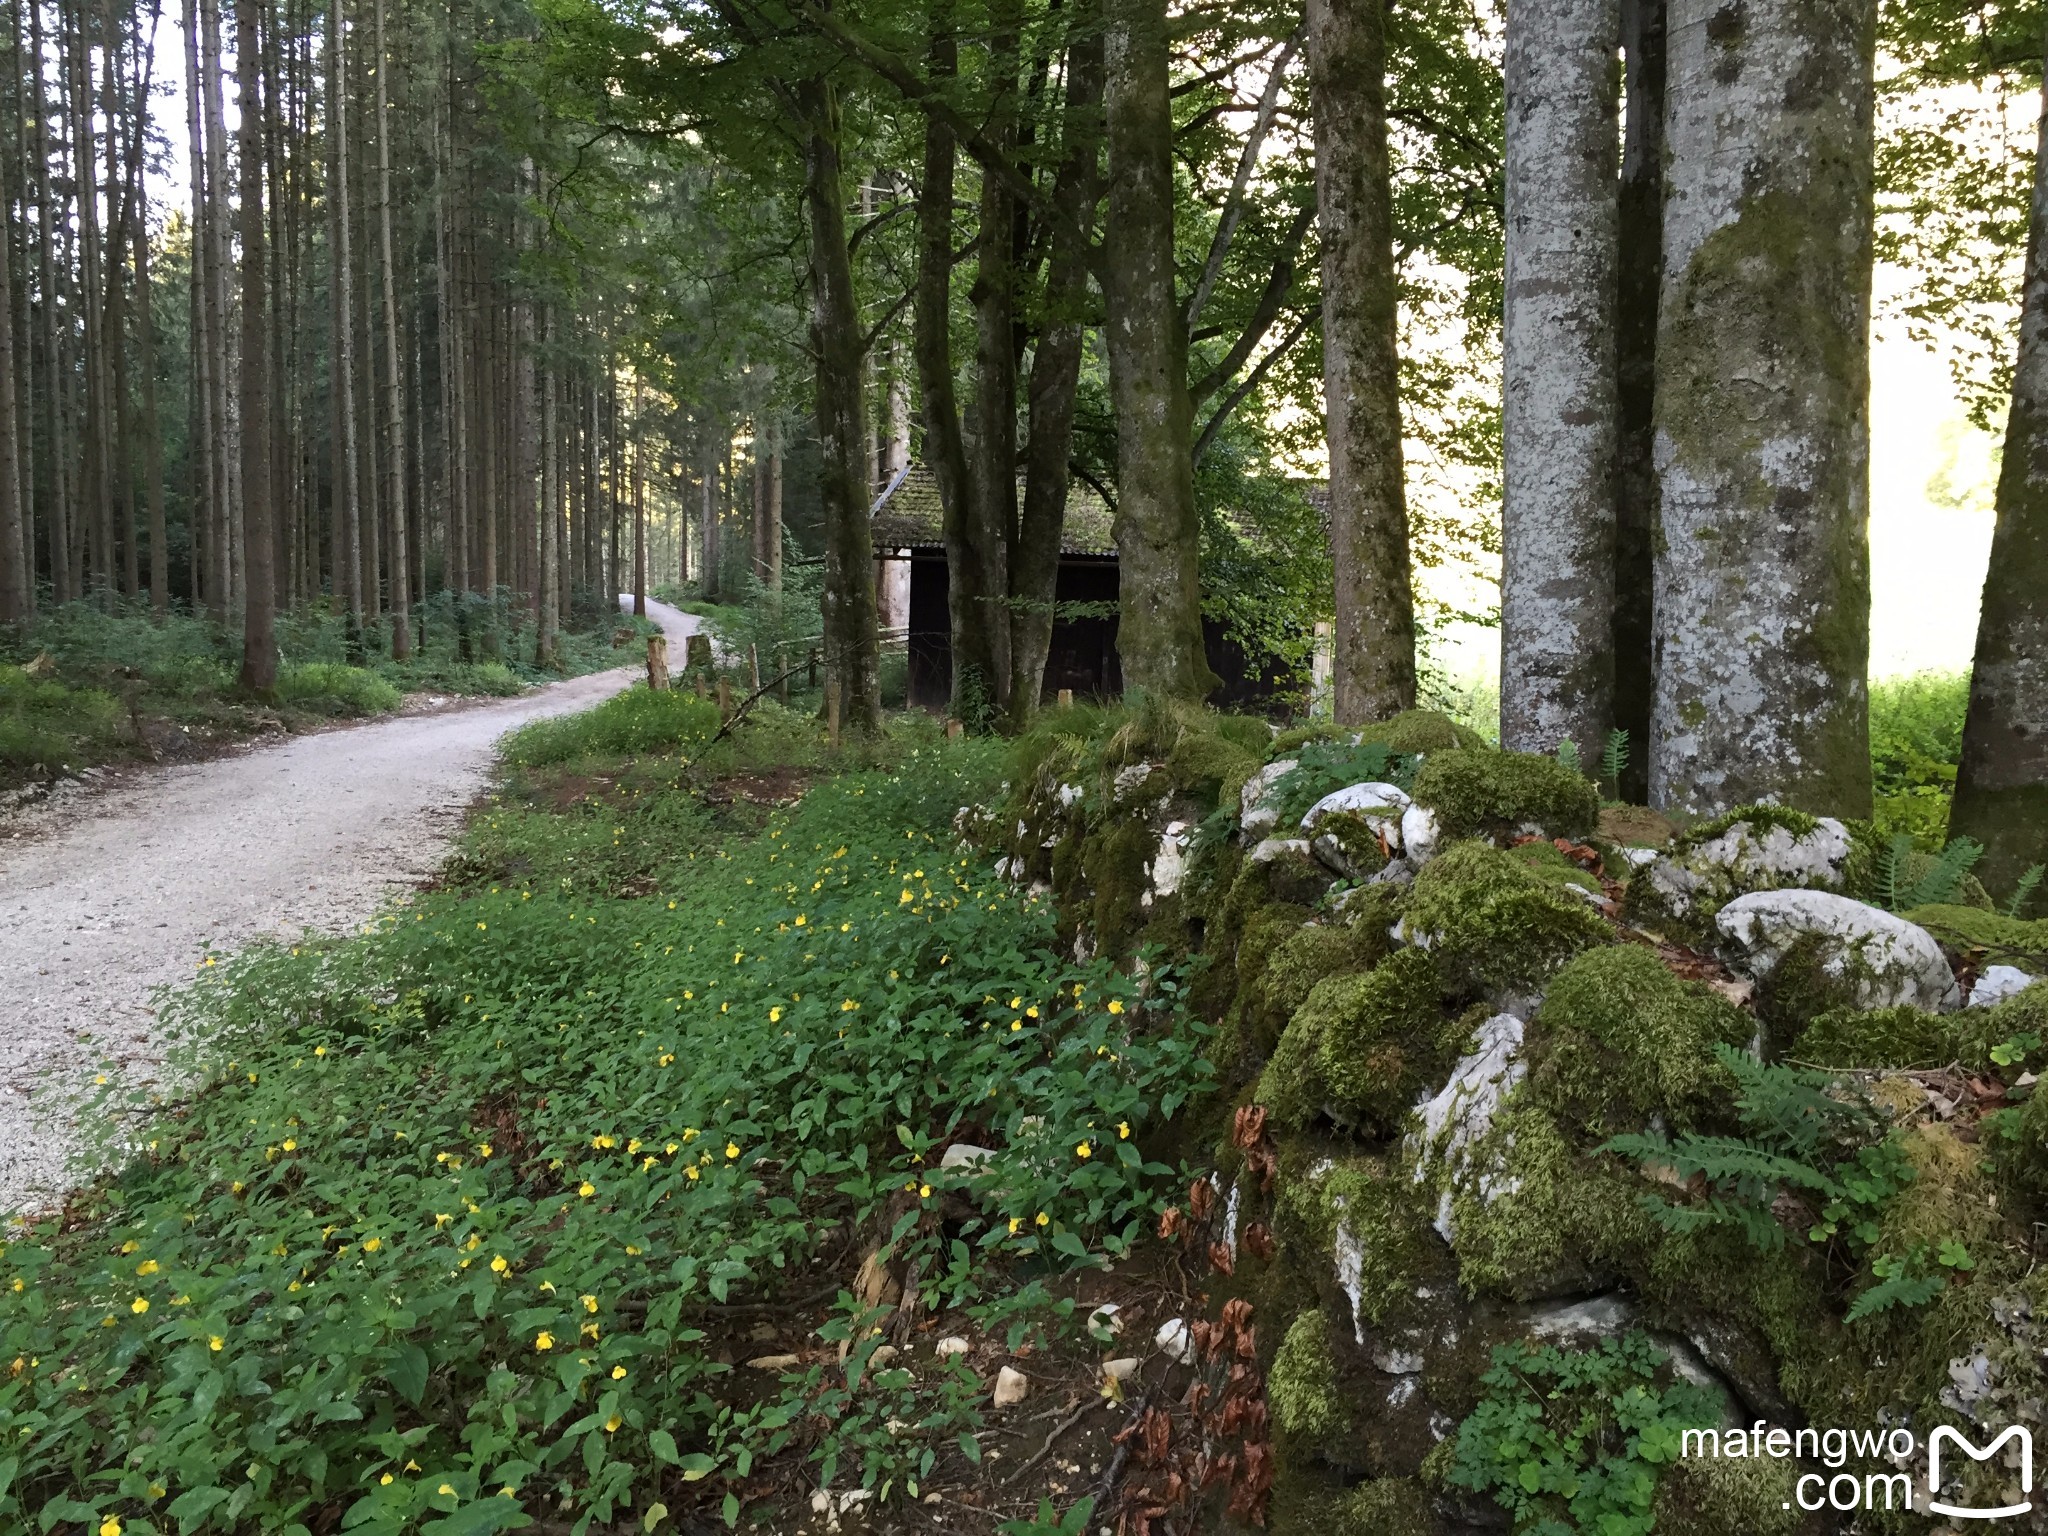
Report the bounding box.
[1928,1425,2033,1521]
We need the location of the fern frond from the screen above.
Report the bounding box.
[2007,863,2046,920]
[1600,729,1629,796]
[1844,1261,1947,1324]
[1556,739,1582,775]
[1902,836,1985,909]
[1878,833,1916,913]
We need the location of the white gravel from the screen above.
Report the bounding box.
[0,598,701,1215]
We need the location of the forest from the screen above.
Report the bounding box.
[1,0,2047,1530]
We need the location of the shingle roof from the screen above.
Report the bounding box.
[870,465,1118,557]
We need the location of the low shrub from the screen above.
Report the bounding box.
[502,687,720,766]
[274,662,404,716]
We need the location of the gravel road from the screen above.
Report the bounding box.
[0,598,702,1215]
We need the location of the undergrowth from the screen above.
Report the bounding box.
[0,715,1213,1534]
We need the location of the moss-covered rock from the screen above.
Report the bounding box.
[1270,1477,1436,1536]
[1651,1455,1812,1536]
[1270,1309,1354,1449]
[1356,708,1489,755]
[1258,949,1448,1135]
[1403,840,1614,999]
[1277,1151,1439,1333]
[1950,981,2048,1072]
[1242,908,1397,1056]
[1622,805,1869,944]
[1408,749,1601,842]
[1792,1005,1955,1069]
[1906,904,2048,971]
[1307,809,1394,882]
[1502,837,1605,896]
[1527,945,1752,1136]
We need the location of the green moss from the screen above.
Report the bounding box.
[1259,949,1447,1135]
[1270,1309,1354,1448]
[1503,838,1603,895]
[1949,982,2048,1071]
[1164,726,1264,811]
[1528,945,1752,1136]
[1278,1153,1436,1329]
[1904,904,2048,970]
[1681,801,1822,845]
[1651,1456,1808,1536]
[1081,817,1157,959]
[1356,708,1489,754]
[1309,809,1393,879]
[1792,1005,1954,1069]
[1444,1100,1658,1299]
[1404,841,1614,998]
[1244,911,1396,1057]
[1272,1478,1434,1536]
[1410,749,1601,842]
[1753,931,1864,1059]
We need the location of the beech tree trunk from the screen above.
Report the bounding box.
[1951,32,2048,898]
[1612,0,1664,799]
[1500,0,1620,763]
[1005,19,1103,730]
[1650,0,1874,817]
[801,72,880,731]
[1102,0,1213,701]
[1306,0,1414,723]
[235,0,277,693]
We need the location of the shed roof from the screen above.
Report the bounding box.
[870,465,1118,557]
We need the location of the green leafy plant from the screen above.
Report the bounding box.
[501,686,721,765]
[1599,728,1629,802]
[1876,832,1987,911]
[2007,864,2046,919]
[1270,738,1416,826]
[999,1496,1096,1535]
[1448,1333,1719,1536]
[1555,738,1582,776]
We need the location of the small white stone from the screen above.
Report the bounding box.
[934,1336,970,1360]
[868,1344,899,1370]
[1086,1302,1123,1338]
[1103,1357,1141,1382]
[1401,804,1440,866]
[1155,1318,1193,1361]
[1250,837,1313,864]
[992,1365,1030,1407]
[746,1353,802,1370]
[940,1143,995,1170]
[1149,820,1192,900]
[1970,965,2037,1008]
[1300,781,1411,840]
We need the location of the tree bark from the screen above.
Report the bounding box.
[132,173,168,616]
[1500,0,1620,763]
[1612,0,1664,799]
[1005,18,1103,729]
[912,0,998,718]
[0,110,23,624]
[1650,0,1874,816]
[373,0,409,655]
[802,71,881,730]
[235,0,277,693]
[327,0,363,648]
[537,333,560,665]
[1307,0,1414,723]
[1951,24,2048,898]
[631,384,646,616]
[1102,0,1213,701]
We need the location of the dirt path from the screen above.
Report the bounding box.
[0,598,703,1214]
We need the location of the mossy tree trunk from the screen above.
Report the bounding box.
[1612,0,1664,801]
[1952,38,2048,898]
[1649,0,1875,818]
[803,72,882,732]
[1103,0,1216,702]
[1500,0,1620,765]
[1306,0,1416,725]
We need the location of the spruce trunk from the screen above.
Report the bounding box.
[235,0,276,694]
[1650,0,1875,817]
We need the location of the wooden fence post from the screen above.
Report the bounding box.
[747,643,761,692]
[715,677,732,721]
[646,636,669,691]
[945,718,963,740]
[1057,688,1074,710]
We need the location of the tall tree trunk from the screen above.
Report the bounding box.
[1307,0,1414,723]
[1500,0,1620,763]
[762,417,782,590]
[373,0,409,655]
[631,390,646,618]
[327,0,363,649]
[181,0,214,613]
[1005,18,1103,729]
[0,116,21,624]
[200,0,235,608]
[133,181,167,615]
[537,334,559,665]
[801,72,881,730]
[966,0,1022,713]
[1650,0,1874,816]
[1611,0,1664,800]
[235,0,276,692]
[698,425,718,598]
[1951,27,2048,899]
[912,1,995,719]
[1102,0,1213,701]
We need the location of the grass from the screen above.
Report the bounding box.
[0,594,656,785]
[1869,670,1970,850]
[501,688,720,768]
[0,706,1213,1534]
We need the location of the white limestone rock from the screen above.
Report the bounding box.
[1639,813,1856,924]
[1400,804,1441,867]
[1407,1013,1528,1245]
[1970,965,2038,1009]
[1250,836,1314,865]
[1239,758,1298,839]
[992,1366,1030,1407]
[1715,890,1961,1012]
[1145,820,1192,905]
[1300,781,1411,842]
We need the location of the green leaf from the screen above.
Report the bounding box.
[958,1432,982,1464]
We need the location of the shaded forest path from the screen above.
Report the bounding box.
[0,598,703,1214]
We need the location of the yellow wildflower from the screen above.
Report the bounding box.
[534,1331,555,1351]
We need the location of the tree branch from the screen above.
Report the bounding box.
[1193,307,1314,464]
